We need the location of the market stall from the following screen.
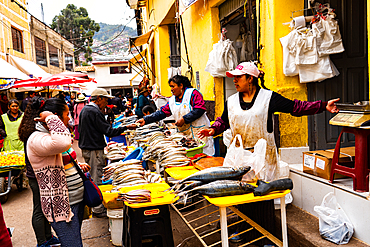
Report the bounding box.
[96,114,293,247]
[0,151,25,203]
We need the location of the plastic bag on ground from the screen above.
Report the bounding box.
[314,192,354,244]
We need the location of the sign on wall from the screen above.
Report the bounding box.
[179,0,198,15]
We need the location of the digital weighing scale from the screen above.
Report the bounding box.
[329,101,370,127]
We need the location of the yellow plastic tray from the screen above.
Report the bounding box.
[119,183,178,208]
[165,166,199,180]
[203,182,290,207]
[99,185,124,209]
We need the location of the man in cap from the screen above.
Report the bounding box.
[78,88,136,217]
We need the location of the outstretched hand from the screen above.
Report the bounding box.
[126,123,138,130]
[198,128,215,139]
[326,98,340,113]
[136,118,145,127]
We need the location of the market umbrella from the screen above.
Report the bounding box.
[12,72,95,88]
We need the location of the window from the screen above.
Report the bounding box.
[168,24,181,67]
[35,37,47,66]
[110,66,130,74]
[49,44,59,67]
[11,27,23,53]
[65,54,73,71]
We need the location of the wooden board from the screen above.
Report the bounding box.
[193,157,224,170]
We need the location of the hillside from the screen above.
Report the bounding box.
[92,22,137,56]
[94,23,137,41]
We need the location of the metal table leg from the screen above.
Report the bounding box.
[281,196,288,247]
[219,207,229,247]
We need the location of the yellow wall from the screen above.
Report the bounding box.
[154,25,172,97]
[0,0,32,61]
[259,0,309,147]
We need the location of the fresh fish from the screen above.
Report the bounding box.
[178,166,251,184]
[185,180,255,197]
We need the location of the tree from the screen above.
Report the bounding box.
[51,4,100,65]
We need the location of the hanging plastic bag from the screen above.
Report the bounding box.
[241,138,267,181]
[223,134,244,167]
[314,192,354,244]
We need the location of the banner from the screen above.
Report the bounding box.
[179,0,198,15]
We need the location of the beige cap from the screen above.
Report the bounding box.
[91,88,114,98]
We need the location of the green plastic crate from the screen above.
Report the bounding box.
[186,141,205,157]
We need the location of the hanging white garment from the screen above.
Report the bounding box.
[169,88,215,156]
[240,31,254,62]
[280,31,299,76]
[205,39,238,77]
[167,67,182,79]
[295,28,318,65]
[312,15,345,57]
[227,89,277,181]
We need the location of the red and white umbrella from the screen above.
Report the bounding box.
[12,72,95,88]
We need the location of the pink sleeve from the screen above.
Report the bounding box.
[190,89,207,110]
[160,102,172,117]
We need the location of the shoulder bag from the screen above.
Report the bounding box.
[68,152,103,207]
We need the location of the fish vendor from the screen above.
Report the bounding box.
[78,88,137,217]
[137,75,215,156]
[198,61,339,243]
[198,62,339,182]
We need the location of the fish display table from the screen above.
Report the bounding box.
[166,166,290,247]
[204,189,290,247]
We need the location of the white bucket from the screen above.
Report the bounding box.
[107,208,124,246]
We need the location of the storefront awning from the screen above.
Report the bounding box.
[129,48,147,65]
[130,30,153,48]
[8,55,51,78]
[0,58,29,80]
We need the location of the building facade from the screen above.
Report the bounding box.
[0,0,32,61]
[92,60,143,96]
[128,0,368,151]
[30,16,74,74]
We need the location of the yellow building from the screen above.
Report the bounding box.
[0,0,32,61]
[128,0,368,151]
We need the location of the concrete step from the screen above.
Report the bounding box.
[275,204,370,247]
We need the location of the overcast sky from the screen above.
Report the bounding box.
[27,0,136,29]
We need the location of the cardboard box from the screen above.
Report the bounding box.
[302,146,355,180]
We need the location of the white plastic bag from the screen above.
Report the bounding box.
[222,129,232,148]
[223,134,244,168]
[224,135,267,182]
[314,192,354,244]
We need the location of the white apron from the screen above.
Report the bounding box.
[228,89,278,181]
[169,88,215,156]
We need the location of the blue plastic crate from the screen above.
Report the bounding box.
[110,134,127,145]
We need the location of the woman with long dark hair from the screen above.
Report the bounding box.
[19,97,89,247]
[136,75,214,156]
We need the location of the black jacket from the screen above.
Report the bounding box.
[78,104,127,150]
[111,96,124,114]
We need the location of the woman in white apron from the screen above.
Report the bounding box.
[137,75,215,156]
[199,62,339,181]
[198,61,339,243]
